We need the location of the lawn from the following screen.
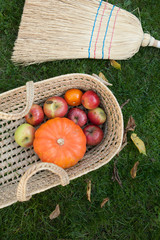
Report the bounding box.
[0,0,160,239]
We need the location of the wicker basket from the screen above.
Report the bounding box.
[0,73,123,209]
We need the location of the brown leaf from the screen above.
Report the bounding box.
[112,161,123,188]
[92,73,112,86]
[99,72,108,82]
[122,132,128,145]
[122,116,136,144]
[87,180,91,202]
[150,158,156,163]
[101,198,109,208]
[117,116,136,156]
[130,161,139,179]
[110,60,121,70]
[126,116,136,132]
[49,204,60,220]
[120,99,130,109]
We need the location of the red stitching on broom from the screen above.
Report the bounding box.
[94,2,108,59]
[108,7,120,59]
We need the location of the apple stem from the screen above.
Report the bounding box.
[57,138,64,146]
[22,137,29,142]
[87,129,93,134]
[29,113,32,118]
[75,117,78,124]
[46,100,53,104]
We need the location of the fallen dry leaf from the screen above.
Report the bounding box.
[49,204,60,220]
[117,116,136,156]
[130,161,139,178]
[112,161,123,188]
[110,60,121,70]
[99,72,108,82]
[150,158,156,163]
[122,132,127,146]
[101,198,109,208]
[126,116,136,132]
[120,99,130,109]
[87,180,91,202]
[122,116,136,145]
[131,133,147,155]
[92,73,112,86]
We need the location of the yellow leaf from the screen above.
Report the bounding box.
[101,198,109,208]
[49,204,60,220]
[131,133,147,155]
[87,180,91,202]
[110,60,121,70]
[99,72,108,82]
[130,161,139,179]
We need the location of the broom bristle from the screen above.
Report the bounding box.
[11,0,159,65]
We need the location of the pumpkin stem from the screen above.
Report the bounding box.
[57,138,64,146]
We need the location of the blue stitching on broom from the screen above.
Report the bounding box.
[102,5,115,59]
[88,0,103,58]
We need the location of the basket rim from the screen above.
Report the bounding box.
[0,72,124,147]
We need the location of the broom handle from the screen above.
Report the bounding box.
[142,33,160,48]
[152,40,160,48]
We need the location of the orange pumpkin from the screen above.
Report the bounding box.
[33,117,86,168]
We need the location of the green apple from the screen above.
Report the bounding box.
[14,123,36,147]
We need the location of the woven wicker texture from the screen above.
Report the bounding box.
[12,0,159,65]
[0,74,123,208]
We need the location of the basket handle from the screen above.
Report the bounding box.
[17,162,70,202]
[0,81,34,120]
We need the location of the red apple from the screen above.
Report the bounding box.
[88,107,106,125]
[83,125,104,146]
[25,104,44,126]
[43,96,68,118]
[67,108,87,127]
[14,123,35,147]
[81,90,100,109]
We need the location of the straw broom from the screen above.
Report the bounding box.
[12,0,160,65]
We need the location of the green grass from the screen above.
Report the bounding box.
[0,0,160,239]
